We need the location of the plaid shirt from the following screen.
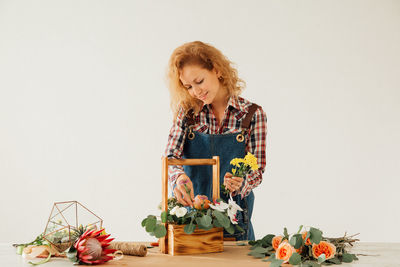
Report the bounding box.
[164,96,267,198]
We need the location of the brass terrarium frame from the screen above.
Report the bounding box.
[43,201,103,252]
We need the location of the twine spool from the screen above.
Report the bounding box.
[108,242,147,257]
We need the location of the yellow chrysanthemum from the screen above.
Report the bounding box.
[244,152,259,170]
[232,168,236,175]
[230,158,245,167]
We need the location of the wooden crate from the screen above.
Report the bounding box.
[167,224,223,255]
[160,156,223,255]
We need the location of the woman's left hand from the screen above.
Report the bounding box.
[223,172,244,193]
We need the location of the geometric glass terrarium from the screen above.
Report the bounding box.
[43,201,103,253]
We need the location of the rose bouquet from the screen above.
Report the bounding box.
[142,195,244,238]
[247,226,359,267]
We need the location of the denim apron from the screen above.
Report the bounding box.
[181,104,259,241]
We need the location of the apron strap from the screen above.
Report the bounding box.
[185,109,196,127]
[241,104,259,130]
[185,104,259,129]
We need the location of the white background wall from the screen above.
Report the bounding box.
[1,0,399,244]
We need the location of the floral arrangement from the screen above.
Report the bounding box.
[221,152,259,196]
[142,194,244,237]
[247,226,359,267]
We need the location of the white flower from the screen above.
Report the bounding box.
[228,195,243,213]
[170,206,187,218]
[209,200,229,212]
[227,196,243,224]
[175,207,187,218]
[170,206,179,216]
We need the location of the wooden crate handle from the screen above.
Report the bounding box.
[160,156,220,254]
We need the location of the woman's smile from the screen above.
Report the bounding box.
[198,92,208,101]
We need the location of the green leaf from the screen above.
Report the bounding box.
[304,260,321,267]
[283,227,289,238]
[248,240,257,246]
[351,254,359,261]
[289,252,302,265]
[145,217,157,232]
[235,224,245,233]
[161,211,167,223]
[262,253,276,262]
[297,225,303,234]
[341,253,354,263]
[290,234,303,249]
[290,235,297,246]
[318,254,326,263]
[213,219,223,228]
[261,234,275,246]
[16,245,25,255]
[196,215,212,229]
[206,209,212,217]
[141,218,148,227]
[270,258,284,267]
[154,224,167,238]
[203,215,212,226]
[248,246,267,258]
[309,227,323,244]
[225,224,235,234]
[66,245,77,262]
[327,257,341,264]
[251,246,269,254]
[213,210,230,228]
[184,223,196,234]
[248,252,265,258]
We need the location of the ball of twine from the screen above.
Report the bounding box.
[108,242,147,257]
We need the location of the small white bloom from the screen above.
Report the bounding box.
[227,196,243,224]
[209,200,229,212]
[170,206,179,216]
[228,196,243,213]
[175,207,187,218]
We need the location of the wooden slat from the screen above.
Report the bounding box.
[212,156,220,202]
[168,158,216,166]
[160,157,168,254]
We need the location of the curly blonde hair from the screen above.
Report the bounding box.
[167,41,245,118]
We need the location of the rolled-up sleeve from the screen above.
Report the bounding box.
[240,106,267,198]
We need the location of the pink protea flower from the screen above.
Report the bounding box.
[67,229,116,265]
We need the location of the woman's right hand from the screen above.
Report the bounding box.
[174,174,195,207]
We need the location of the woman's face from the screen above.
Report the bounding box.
[179,64,224,105]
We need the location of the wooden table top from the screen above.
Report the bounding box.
[2,242,400,266]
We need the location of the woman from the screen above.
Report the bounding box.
[164,41,267,241]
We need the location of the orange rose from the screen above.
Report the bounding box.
[272,236,283,250]
[193,195,210,210]
[302,231,312,245]
[276,241,295,263]
[312,241,336,260]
